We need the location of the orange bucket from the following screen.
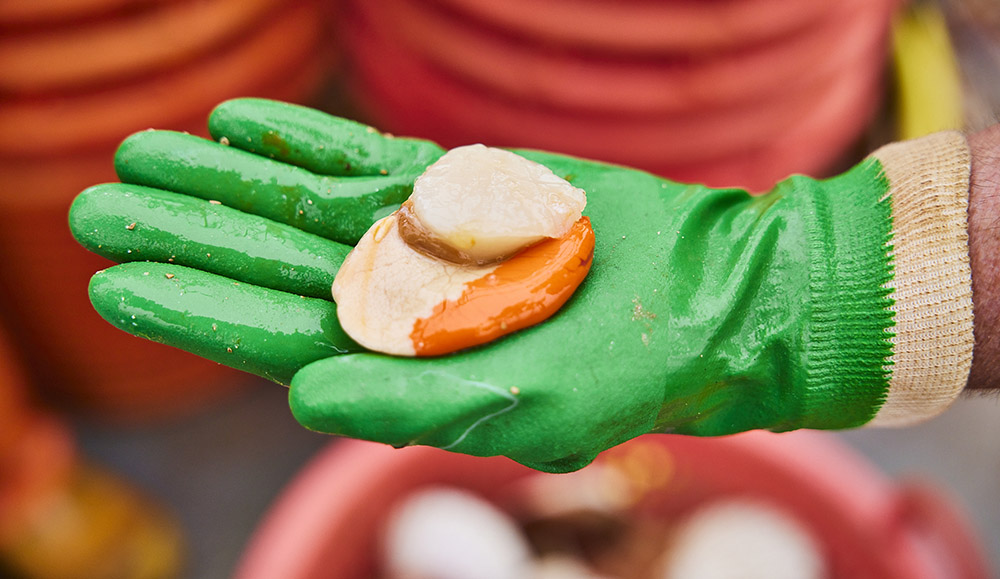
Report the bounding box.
[0,0,328,421]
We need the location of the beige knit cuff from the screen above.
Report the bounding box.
[869,131,974,426]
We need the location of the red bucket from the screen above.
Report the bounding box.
[235,431,991,579]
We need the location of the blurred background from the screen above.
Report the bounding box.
[0,0,998,577]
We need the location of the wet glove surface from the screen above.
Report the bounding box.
[71,99,947,472]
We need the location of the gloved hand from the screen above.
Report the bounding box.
[69,99,973,472]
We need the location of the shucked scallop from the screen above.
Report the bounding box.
[407,144,586,264]
[332,144,593,357]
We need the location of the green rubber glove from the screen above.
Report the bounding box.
[69,99,973,473]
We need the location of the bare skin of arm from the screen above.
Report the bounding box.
[966,123,1000,391]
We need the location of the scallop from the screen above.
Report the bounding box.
[332,144,592,357]
[408,144,586,265]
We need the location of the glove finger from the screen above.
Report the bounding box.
[71,183,349,299]
[89,262,361,384]
[289,352,605,473]
[289,352,522,453]
[115,130,416,245]
[208,98,444,176]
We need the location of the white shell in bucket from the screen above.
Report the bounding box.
[381,487,533,579]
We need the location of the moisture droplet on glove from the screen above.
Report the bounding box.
[332,144,593,356]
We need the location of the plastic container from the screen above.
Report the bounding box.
[434,0,837,55]
[0,0,328,421]
[0,314,184,579]
[235,432,991,579]
[355,0,879,116]
[344,0,900,190]
[0,0,324,156]
[348,12,885,190]
[0,0,288,94]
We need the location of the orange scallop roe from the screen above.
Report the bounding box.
[410,216,594,356]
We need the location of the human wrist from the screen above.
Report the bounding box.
[966,124,1000,390]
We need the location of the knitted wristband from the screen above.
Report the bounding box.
[870,131,974,426]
